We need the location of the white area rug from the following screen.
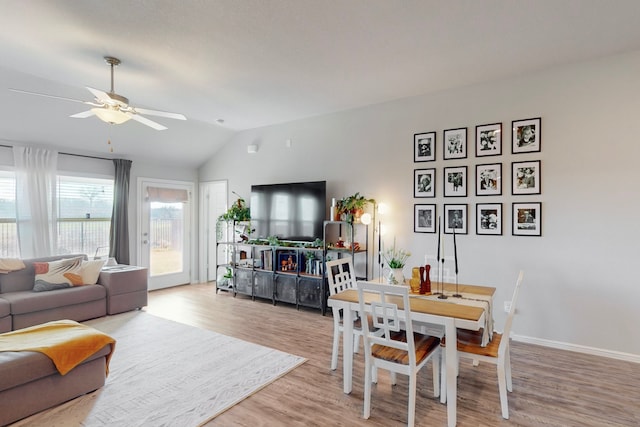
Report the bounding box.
[13,311,306,426]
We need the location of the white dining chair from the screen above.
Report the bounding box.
[440,270,524,419]
[326,257,365,370]
[357,281,440,427]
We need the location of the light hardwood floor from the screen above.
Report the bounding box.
[145,283,639,427]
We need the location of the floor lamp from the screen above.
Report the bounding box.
[376,203,387,282]
[360,212,372,280]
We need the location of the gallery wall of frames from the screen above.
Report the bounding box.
[413,117,542,237]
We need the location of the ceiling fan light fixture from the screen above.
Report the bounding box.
[92,107,131,125]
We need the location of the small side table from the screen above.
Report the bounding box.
[98,265,148,315]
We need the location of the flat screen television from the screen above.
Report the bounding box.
[250,181,326,241]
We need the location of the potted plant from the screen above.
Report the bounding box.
[216,197,252,240]
[337,192,375,223]
[383,239,411,284]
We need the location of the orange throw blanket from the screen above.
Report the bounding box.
[0,320,116,375]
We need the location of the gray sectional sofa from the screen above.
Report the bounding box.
[0,254,108,332]
[0,254,148,426]
[0,342,112,426]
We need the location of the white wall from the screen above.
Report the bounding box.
[199,50,640,360]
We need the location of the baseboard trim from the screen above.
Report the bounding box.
[512,334,640,364]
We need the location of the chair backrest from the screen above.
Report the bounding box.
[326,257,356,296]
[499,270,524,353]
[357,281,418,366]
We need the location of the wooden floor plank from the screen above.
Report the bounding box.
[145,283,640,427]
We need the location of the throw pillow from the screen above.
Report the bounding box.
[33,256,84,292]
[80,259,107,285]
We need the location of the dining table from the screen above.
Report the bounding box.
[327,279,496,427]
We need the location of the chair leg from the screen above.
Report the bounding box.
[407,372,417,427]
[390,371,397,385]
[505,348,513,392]
[440,351,447,404]
[472,358,480,367]
[331,328,341,370]
[432,351,440,398]
[497,362,509,419]
[363,358,372,419]
[353,333,360,354]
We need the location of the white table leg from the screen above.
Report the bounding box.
[444,318,457,427]
[342,305,354,394]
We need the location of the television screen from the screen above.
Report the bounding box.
[250,181,326,241]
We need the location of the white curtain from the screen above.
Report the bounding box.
[13,146,58,258]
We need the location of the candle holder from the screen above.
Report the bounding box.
[452,227,462,298]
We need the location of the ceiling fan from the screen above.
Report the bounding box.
[9,56,186,130]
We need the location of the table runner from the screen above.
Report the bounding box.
[411,290,494,346]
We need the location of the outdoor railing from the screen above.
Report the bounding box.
[0,217,180,259]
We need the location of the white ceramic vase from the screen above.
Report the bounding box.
[386,268,405,285]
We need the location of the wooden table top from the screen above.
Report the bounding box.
[329,288,488,322]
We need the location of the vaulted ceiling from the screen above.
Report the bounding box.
[2,0,640,168]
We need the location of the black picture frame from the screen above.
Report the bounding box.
[414,132,436,162]
[476,203,502,235]
[476,122,502,157]
[443,166,467,197]
[476,163,502,196]
[512,117,541,154]
[512,160,541,195]
[414,168,436,198]
[414,204,436,233]
[512,202,542,236]
[443,127,467,160]
[444,204,467,234]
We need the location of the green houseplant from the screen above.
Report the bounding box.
[337,192,375,223]
[216,197,251,240]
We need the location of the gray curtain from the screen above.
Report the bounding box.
[109,159,132,264]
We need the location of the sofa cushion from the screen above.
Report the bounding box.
[80,259,107,285]
[0,344,111,393]
[0,254,87,294]
[1,285,106,315]
[33,256,85,292]
[0,298,9,317]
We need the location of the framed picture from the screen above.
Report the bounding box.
[476,163,502,196]
[414,132,435,162]
[443,166,467,197]
[414,204,436,233]
[444,204,467,234]
[512,160,541,195]
[512,202,542,236]
[414,168,436,198]
[512,117,541,154]
[443,127,467,160]
[476,203,502,235]
[476,122,502,157]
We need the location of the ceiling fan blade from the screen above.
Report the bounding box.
[86,86,111,101]
[134,107,186,121]
[70,110,96,119]
[128,113,168,130]
[9,88,89,104]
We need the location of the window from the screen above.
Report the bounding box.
[0,170,18,257]
[56,175,114,257]
[0,171,114,258]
